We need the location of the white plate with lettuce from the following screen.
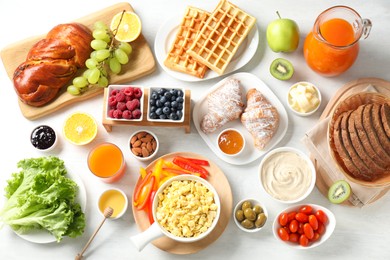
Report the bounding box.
[0,157,87,244]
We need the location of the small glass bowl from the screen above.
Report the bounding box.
[30,125,58,152]
[216,128,246,157]
[97,188,128,220]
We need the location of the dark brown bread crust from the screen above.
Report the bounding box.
[348,109,386,176]
[363,104,390,160]
[341,110,373,181]
[371,104,390,156]
[354,105,390,169]
[381,103,390,138]
[13,23,93,107]
[333,111,361,179]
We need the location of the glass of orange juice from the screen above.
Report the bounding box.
[303,6,372,77]
[87,142,126,183]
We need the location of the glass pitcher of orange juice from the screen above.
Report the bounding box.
[303,6,372,77]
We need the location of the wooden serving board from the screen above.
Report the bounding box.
[0,2,156,120]
[102,88,192,133]
[314,78,390,205]
[132,152,233,255]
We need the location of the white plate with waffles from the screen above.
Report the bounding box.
[193,73,288,165]
[154,15,259,82]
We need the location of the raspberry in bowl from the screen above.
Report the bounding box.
[106,85,144,121]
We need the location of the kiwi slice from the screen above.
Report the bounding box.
[328,180,351,204]
[270,58,294,80]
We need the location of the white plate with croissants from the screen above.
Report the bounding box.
[193,72,288,165]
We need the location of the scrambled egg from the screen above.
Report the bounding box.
[156,180,218,238]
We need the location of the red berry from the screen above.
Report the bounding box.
[113,109,123,119]
[108,109,115,118]
[124,87,134,97]
[115,92,126,102]
[132,109,142,119]
[122,110,132,119]
[126,99,140,111]
[133,87,142,98]
[108,96,117,107]
[111,89,119,96]
[116,102,127,111]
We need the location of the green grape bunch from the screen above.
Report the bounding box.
[67,21,133,95]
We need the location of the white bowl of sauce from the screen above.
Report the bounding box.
[217,128,245,156]
[98,188,128,219]
[30,125,58,152]
[258,147,316,204]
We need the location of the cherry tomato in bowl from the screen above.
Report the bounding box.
[272,204,336,249]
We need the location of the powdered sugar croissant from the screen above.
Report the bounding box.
[241,88,279,150]
[200,78,244,133]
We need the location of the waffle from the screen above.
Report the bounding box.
[187,0,256,75]
[164,6,210,78]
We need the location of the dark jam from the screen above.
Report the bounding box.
[30,125,56,150]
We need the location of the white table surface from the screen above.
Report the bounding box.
[0,0,389,259]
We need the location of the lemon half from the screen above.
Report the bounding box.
[110,11,142,42]
[63,112,98,145]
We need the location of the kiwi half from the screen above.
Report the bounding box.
[328,180,351,204]
[270,58,294,80]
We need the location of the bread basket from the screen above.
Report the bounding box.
[328,92,390,188]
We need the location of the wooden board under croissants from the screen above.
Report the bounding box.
[314,78,390,206]
[0,2,156,120]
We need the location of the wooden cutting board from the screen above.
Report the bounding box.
[0,2,156,120]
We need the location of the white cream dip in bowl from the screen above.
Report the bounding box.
[258,147,316,204]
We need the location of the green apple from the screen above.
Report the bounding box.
[266,11,300,52]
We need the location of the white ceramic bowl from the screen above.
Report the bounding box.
[216,128,246,157]
[128,130,159,161]
[97,188,128,220]
[106,85,144,121]
[272,204,336,249]
[130,175,221,251]
[259,147,316,204]
[30,125,58,152]
[287,81,321,117]
[147,87,185,123]
[233,198,268,233]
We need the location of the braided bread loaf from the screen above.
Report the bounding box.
[13,23,93,107]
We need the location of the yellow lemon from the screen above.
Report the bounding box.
[63,112,97,145]
[110,11,142,42]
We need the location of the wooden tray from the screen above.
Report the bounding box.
[314,78,390,205]
[0,2,156,120]
[132,152,233,254]
[102,88,191,133]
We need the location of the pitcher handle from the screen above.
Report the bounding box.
[362,19,372,39]
[130,222,164,251]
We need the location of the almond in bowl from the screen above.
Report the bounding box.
[328,92,390,187]
[129,130,159,161]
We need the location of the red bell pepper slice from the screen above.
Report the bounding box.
[172,156,209,178]
[133,172,155,210]
[183,157,210,166]
[147,190,156,224]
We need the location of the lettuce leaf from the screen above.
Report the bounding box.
[0,156,85,242]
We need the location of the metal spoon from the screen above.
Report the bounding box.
[75,207,114,260]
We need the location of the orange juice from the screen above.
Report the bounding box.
[88,143,126,183]
[304,18,359,77]
[320,18,355,46]
[303,6,371,77]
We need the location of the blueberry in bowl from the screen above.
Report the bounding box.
[147,87,185,122]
